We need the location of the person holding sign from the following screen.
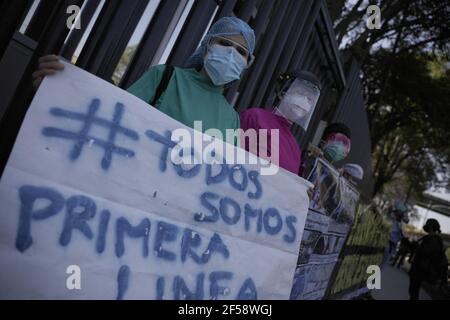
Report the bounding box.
[32,17,256,146]
[240,70,322,174]
[301,122,352,177]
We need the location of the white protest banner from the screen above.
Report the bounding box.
[290,158,360,300]
[0,62,312,300]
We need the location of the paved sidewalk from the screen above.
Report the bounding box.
[371,264,431,300]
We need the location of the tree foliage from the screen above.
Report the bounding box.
[331,0,449,60]
[327,0,450,199]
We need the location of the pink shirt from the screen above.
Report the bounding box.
[240,108,302,174]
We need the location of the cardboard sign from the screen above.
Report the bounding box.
[291,158,359,300]
[0,62,312,300]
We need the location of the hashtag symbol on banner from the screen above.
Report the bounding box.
[42,98,139,170]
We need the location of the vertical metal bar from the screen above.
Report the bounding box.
[235,0,290,111]
[167,0,219,67]
[75,0,122,69]
[0,33,37,122]
[36,0,86,55]
[0,0,83,177]
[288,0,321,71]
[120,0,182,88]
[319,2,346,87]
[251,0,275,43]
[25,0,80,41]
[97,0,151,80]
[81,0,151,80]
[251,0,305,108]
[333,58,358,122]
[261,0,314,104]
[214,0,238,21]
[60,0,102,60]
[236,0,258,22]
[0,0,31,59]
[224,0,267,105]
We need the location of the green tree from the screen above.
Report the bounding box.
[331,0,449,61]
[327,1,450,199]
[368,50,450,197]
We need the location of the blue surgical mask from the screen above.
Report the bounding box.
[204,44,247,86]
[323,142,348,163]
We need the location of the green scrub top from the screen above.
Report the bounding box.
[127,64,240,145]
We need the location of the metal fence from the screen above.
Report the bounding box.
[0,0,373,197]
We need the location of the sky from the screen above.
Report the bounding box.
[410,191,450,234]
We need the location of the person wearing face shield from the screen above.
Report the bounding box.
[239,70,322,174]
[31,17,256,146]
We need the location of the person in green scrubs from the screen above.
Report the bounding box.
[127,17,255,145]
[32,17,256,146]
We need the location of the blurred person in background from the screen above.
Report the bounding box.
[409,218,448,300]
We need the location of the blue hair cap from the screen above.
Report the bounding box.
[185,16,256,69]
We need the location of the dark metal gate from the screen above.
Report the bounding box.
[0,0,373,195]
[0,0,378,300]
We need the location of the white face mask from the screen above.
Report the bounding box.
[274,79,320,128]
[278,94,312,120]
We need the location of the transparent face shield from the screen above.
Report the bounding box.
[274,79,321,129]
